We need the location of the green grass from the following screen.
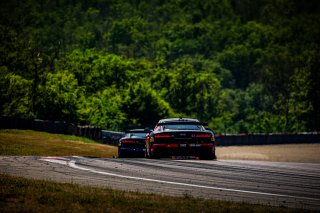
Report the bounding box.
[0,129,117,157]
[0,174,309,213]
[61,135,98,144]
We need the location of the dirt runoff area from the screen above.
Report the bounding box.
[216,143,320,163]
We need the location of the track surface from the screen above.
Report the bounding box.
[1,156,320,210]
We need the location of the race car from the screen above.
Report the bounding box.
[145,118,216,159]
[118,129,148,158]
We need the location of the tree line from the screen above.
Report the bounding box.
[0,0,319,133]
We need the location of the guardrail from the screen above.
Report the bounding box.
[1,116,319,146]
[0,116,103,141]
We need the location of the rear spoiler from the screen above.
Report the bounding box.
[125,129,149,133]
[157,122,208,126]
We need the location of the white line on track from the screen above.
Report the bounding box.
[38,157,69,165]
[67,160,320,201]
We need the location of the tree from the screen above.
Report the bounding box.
[124,81,176,129]
[37,71,80,122]
[0,72,33,118]
[77,87,127,130]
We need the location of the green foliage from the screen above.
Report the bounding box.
[37,71,80,122]
[124,81,176,128]
[0,72,33,118]
[0,0,319,132]
[77,87,127,130]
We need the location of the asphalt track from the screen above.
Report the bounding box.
[1,156,320,210]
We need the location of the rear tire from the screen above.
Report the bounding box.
[199,152,215,160]
[118,150,126,158]
[149,148,159,159]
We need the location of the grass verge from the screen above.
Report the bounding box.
[0,129,117,157]
[0,174,309,213]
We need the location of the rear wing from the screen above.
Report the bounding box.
[125,129,149,133]
[157,122,208,126]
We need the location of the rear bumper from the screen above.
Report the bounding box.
[118,147,145,157]
[151,143,215,157]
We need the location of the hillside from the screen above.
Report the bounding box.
[0,0,319,133]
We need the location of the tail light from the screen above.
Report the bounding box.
[192,133,215,142]
[154,133,173,138]
[193,133,211,137]
[121,139,135,143]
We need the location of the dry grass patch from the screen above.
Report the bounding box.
[0,174,308,213]
[217,144,320,163]
[0,129,117,157]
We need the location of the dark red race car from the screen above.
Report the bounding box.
[145,118,216,159]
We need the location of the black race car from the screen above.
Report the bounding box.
[145,118,216,159]
[118,129,148,158]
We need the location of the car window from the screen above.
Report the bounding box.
[129,133,146,137]
[163,124,203,130]
[154,126,161,131]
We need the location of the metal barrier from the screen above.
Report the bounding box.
[1,116,319,146]
[101,130,125,145]
[0,116,102,141]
